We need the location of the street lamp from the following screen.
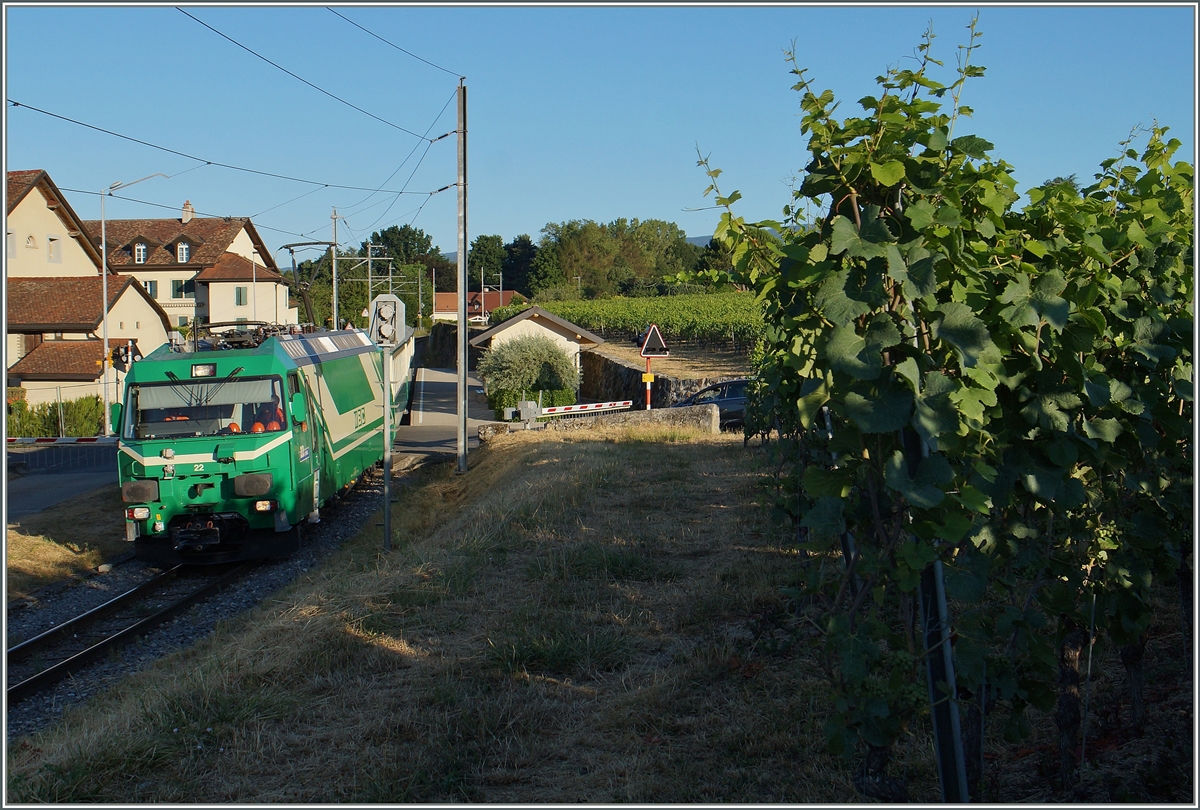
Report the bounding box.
[251,248,259,322]
[100,173,167,435]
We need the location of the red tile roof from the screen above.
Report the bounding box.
[80,216,279,272]
[434,290,515,314]
[194,252,284,282]
[5,275,169,333]
[7,339,106,381]
[6,169,43,213]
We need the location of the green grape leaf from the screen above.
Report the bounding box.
[869,160,906,187]
[825,324,882,380]
[884,451,954,508]
[843,384,914,433]
[933,302,996,368]
[906,199,937,230]
[801,495,846,540]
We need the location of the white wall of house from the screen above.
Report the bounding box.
[17,377,105,408]
[6,196,96,277]
[158,273,199,328]
[486,319,583,366]
[108,291,170,355]
[205,280,297,324]
[6,333,25,367]
[227,229,263,264]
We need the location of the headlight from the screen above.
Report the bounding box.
[192,363,217,378]
[122,480,159,503]
[126,507,151,520]
[253,500,276,512]
[234,473,273,497]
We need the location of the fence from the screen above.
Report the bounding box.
[6,438,118,475]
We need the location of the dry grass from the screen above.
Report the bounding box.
[592,343,752,380]
[5,485,130,602]
[5,424,900,803]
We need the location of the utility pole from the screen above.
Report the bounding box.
[331,208,341,328]
[456,79,468,474]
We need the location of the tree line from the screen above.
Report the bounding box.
[287,218,735,327]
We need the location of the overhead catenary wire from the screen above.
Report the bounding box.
[58,186,314,240]
[327,8,463,80]
[7,100,445,196]
[250,186,327,220]
[177,7,430,142]
[336,88,458,218]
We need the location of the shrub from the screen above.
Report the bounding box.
[477,334,578,418]
[487,387,576,419]
[5,394,104,437]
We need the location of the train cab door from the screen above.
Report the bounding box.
[288,373,317,524]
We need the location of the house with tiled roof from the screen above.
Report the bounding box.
[6,169,105,278]
[433,290,516,324]
[81,202,298,330]
[6,170,172,408]
[468,305,604,393]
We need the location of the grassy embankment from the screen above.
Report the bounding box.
[6,483,129,603]
[5,424,943,803]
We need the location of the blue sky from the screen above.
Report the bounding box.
[4,4,1195,264]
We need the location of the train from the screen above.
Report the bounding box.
[112,316,414,564]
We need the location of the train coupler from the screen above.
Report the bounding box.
[169,513,247,552]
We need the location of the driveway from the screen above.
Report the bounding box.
[394,367,500,468]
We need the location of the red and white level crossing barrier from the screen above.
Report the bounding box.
[539,400,633,416]
[7,437,118,444]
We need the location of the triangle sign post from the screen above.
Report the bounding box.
[638,324,668,410]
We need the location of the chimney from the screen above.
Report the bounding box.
[182,200,195,224]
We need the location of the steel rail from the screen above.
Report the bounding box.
[7,562,256,704]
[7,565,185,664]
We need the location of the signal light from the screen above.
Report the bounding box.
[126,507,151,520]
[369,294,404,347]
[253,500,276,512]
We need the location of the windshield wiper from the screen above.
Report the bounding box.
[200,366,245,406]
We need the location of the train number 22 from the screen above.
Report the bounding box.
[353,406,367,428]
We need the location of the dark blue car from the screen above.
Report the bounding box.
[671,378,750,429]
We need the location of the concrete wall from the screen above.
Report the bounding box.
[580,350,747,408]
[478,403,719,443]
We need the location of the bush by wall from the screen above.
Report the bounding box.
[6,394,104,438]
[487,387,576,419]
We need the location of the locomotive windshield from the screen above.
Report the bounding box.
[123,376,287,439]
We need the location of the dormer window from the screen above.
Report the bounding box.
[177,242,190,263]
[134,242,147,264]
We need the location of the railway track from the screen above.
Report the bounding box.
[6,562,256,704]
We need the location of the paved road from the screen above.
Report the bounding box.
[394,367,500,467]
[5,367,498,522]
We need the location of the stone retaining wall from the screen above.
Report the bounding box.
[478,403,719,443]
[580,350,747,408]
[424,322,486,369]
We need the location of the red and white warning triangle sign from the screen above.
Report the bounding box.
[638,323,669,357]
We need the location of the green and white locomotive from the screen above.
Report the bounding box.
[113,316,413,564]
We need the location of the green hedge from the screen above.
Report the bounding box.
[6,394,105,438]
[488,388,576,420]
